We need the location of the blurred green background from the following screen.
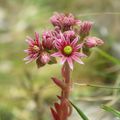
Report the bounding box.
[0,0,120,120]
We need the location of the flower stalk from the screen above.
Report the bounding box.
[51,62,72,120]
[23,12,104,120]
[63,62,71,98]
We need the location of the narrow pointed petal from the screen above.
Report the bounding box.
[35,32,39,40]
[72,55,84,64]
[65,36,71,44]
[32,53,38,59]
[74,52,87,58]
[67,58,73,70]
[24,49,30,53]
[35,32,40,44]
[23,56,31,61]
[75,43,83,50]
[25,59,34,64]
[55,41,62,49]
[60,31,65,41]
[26,36,34,42]
[25,39,34,46]
[71,37,79,47]
[51,52,62,57]
[60,57,67,65]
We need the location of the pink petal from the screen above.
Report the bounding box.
[24,55,34,64]
[25,58,34,64]
[24,49,29,53]
[66,36,70,44]
[25,39,34,46]
[26,36,34,42]
[75,43,83,50]
[60,57,67,65]
[51,52,63,57]
[32,53,38,59]
[71,37,79,47]
[72,55,84,64]
[75,20,81,25]
[74,52,87,58]
[35,32,40,44]
[23,53,38,63]
[55,40,62,49]
[60,31,65,41]
[23,56,31,61]
[67,58,73,70]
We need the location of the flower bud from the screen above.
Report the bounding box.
[79,21,93,37]
[96,37,104,46]
[36,52,50,68]
[40,52,50,64]
[42,31,54,50]
[85,36,104,48]
[50,12,80,31]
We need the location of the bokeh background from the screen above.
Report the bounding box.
[0,0,120,120]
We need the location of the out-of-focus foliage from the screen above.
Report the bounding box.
[102,105,120,118]
[0,0,120,120]
[0,106,14,120]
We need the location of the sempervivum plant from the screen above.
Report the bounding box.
[24,12,104,120]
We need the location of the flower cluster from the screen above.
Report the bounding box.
[50,12,81,31]
[24,12,104,70]
[24,12,104,120]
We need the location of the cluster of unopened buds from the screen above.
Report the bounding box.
[24,12,104,120]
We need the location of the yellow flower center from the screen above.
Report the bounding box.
[33,45,39,51]
[63,46,72,55]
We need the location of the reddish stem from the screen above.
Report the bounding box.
[61,62,72,120]
[51,62,72,120]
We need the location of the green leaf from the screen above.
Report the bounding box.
[92,48,120,65]
[70,101,89,120]
[102,105,120,118]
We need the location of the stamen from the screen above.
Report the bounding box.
[63,46,73,55]
[33,45,40,51]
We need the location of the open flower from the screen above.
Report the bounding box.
[24,32,42,63]
[51,33,86,70]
